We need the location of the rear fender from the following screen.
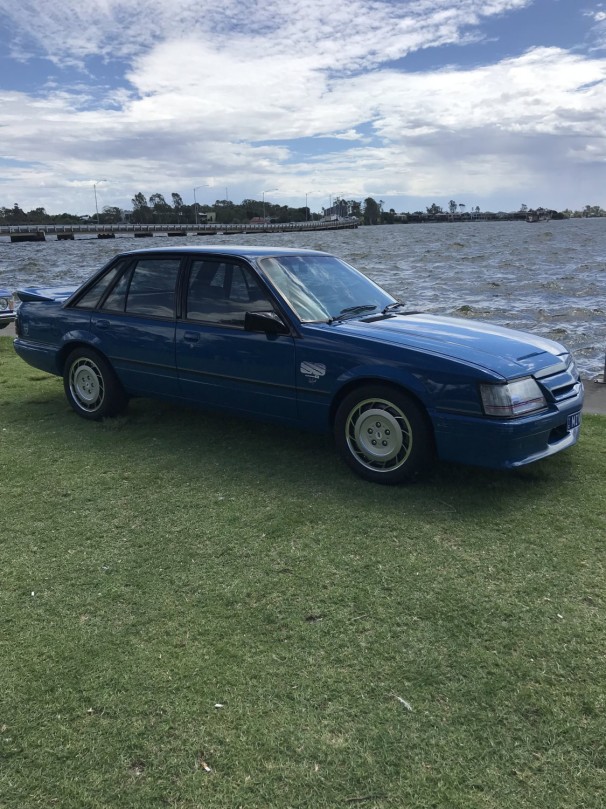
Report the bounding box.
[56,331,108,372]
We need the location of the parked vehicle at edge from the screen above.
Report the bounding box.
[13,246,583,483]
[0,288,16,329]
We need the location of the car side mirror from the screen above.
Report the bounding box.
[244,310,289,335]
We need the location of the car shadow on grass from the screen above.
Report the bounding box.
[99,397,581,515]
[4,385,582,520]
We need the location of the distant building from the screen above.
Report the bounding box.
[322,200,352,221]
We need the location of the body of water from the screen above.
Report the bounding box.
[1,219,605,378]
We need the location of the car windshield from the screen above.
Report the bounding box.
[258,254,396,323]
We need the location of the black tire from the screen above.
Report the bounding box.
[334,385,435,484]
[63,347,128,420]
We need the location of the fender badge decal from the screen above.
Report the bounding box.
[300,361,326,383]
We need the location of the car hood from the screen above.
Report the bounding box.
[333,313,570,378]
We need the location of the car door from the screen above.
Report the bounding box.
[175,257,298,423]
[90,256,181,397]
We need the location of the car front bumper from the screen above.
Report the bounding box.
[0,312,16,329]
[432,387,584,469]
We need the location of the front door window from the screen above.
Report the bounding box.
[186,259,273,326]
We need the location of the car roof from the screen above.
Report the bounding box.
[115,245,331,260]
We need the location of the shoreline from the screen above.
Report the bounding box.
[2,321,605,415]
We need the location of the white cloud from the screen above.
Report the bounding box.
[0,0,604,214]
[0,0,533,67]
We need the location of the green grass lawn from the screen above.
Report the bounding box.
[1,336,605,808]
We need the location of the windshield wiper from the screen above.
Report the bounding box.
[382,302,421,316]
[382,302,406,314]
[330,304,379,323]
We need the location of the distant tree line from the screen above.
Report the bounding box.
[1,195,605,227]
[410,201,606,222]
[129,192,326,225]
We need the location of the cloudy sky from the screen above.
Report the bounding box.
[0,0,605,217]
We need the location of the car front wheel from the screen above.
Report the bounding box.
[334,385,434,484]
[63,347,128,420]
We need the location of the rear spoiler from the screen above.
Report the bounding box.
[16,286,78,303]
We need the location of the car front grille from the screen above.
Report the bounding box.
[536,358,583,405]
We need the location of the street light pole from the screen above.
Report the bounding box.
[93,179,106,226]
[193,184,209,227]
[262,188,278,224]
[305,191,318,222]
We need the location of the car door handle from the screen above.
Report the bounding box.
[183,331,200,343]
[94,319,110,330]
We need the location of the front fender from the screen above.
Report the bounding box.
[295,357,433,432]
[335,353,500,420]
[333,361,428,401]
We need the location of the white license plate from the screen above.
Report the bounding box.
[567,411,581,430]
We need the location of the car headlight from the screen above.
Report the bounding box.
[0,297,10,311]
[480,377,547,418]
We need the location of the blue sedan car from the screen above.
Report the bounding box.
[13,246,583,483]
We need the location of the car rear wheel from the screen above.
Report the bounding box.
[334,385,434,484]
[63,347,128,420]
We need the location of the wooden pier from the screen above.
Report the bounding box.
[1,219,358,243]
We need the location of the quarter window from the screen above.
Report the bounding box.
[102,269,130,313]
[73,261,126,310]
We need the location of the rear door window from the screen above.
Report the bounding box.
[103,258,181,318]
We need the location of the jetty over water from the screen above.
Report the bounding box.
[1,219,358,243]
